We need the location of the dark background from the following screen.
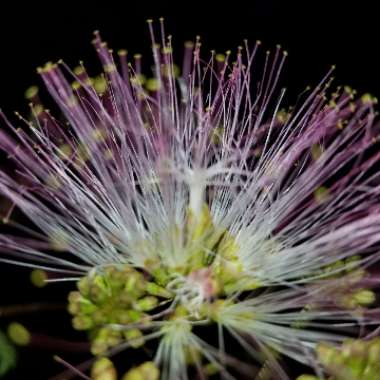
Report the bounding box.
[1,1,379,112]
[0,1,379,379]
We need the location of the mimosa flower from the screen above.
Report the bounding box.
[0,21,379,379]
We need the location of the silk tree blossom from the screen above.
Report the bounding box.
[0,21,380,379]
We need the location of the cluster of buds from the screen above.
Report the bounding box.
[298,337,380,380]
[311,256,376,310]
[68,265,171,355]
[68,205,261,356]
[91,358,159,380]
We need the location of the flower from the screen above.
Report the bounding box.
[0,20,380,379]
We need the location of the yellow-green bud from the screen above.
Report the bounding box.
[91,357,118,380]
[114,310,132,324]
[204,362,219,376]
[24,86,39,100]
[124,272,145,297]
[30,269,47,288]
[317,343,339,366]
[91,327,122,355]
[72,315,94,330]
[151,267,170,286]
[353,289,376,306]
[316,338,380,380]
[368,339,380,364]
[92,309,108,324]
[122,361,159,380]
[135,296,158,312]
[146,282,172,298]
[124,328,144,348]
[68,291,82,314]
[126,309,144,322]
[77,276,90,296]
[314,186,329,203]
[7,322,31,346]
[88,275,110,303]
[91,340,109,356]
[340,289,376,309]
[68,291,98,315]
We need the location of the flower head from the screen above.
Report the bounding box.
[0,21,380,379]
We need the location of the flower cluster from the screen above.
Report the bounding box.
[298,337,380,380]
[0,21,379,379]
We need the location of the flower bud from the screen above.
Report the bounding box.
[135,296,158,312]
[146,282,172,298]
[122,361,159,380]
[91,357,117,380]
[7,323,31,346]
[72,315,94,330]
[124,328,144,348]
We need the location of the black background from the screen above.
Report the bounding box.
[0,1,379,379]
[1,1,379,112]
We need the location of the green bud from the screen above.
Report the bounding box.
[67,303,80,315]
[103,266,125,290]
[353,289,376,306]
[114,310,132,324]
[77,276,90,296]
[67,291,82,315]
[80,299,98,314]
[314,186,329,203]
[124,272,145,297]
[68,290,81,303]
[91,327,121,355]
[89,275,111,303]
[146,282,172,298]
[343,339,365,357]
[91,357,118,380]
[92,309,108,324]
[91,340,109,356]
[151,267,170,286]
[105,332,122,347]
[7,322,31,346]
[126,309,144,322]
[96,327,111,339]
[204,362,219,376]
[340,288,376,309]
[316,338,380,380]
[124,328,144,348]
[24,85,39,100]
[171,305,189,319]
[135,296,158,312]
[30,269,47,288]
[117,291,133,307]
[68,291,98,315]
[122,361,159,380]
[317,343,339,367]
[72,315,94,330]
[368,339,380,364]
